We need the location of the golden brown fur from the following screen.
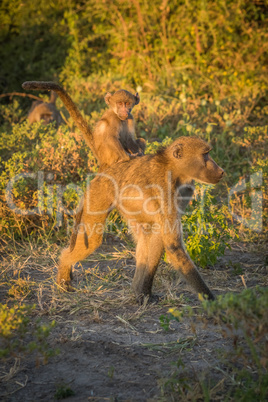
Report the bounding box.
[22,82,145,169]
[56,136,224,302]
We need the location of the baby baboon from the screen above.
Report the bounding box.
[57,136,224,302]
[28,91,63,127]
[22,81,146,169]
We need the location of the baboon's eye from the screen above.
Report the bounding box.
[118,102,123,106]
[203,152,209,162]
[126,102,131,107]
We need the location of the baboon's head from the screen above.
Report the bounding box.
[169,137,224,184]
[104,90,140,121]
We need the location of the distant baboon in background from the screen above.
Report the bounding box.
[22,81,146,170]
[55,136,224,303]
[28,91,63,127]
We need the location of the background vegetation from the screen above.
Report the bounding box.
[0,0,267,400]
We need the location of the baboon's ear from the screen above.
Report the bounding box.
[173,144,183,159]
[135,93,140,105]
[104,92,112,106]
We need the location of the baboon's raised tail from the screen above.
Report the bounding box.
[22,81,96,155]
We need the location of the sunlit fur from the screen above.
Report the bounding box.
[57,136,224,303]
[22,81,145,170]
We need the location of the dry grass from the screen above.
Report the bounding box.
[0,233,267,401]
[1,232,266,320]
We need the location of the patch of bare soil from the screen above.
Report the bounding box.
[0,239,267,401]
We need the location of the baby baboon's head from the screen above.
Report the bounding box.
[104,90,140,121]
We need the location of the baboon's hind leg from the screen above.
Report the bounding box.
[57,185,111,290]
[57,212,108,289]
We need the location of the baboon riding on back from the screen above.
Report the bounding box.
[23,81,224,303]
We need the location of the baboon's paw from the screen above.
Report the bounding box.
[56,279,76,292]
[149,294,163,304]
[136,293,163,305]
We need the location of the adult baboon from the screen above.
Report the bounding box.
[28,91,63,127]
[22,81,146,169]
[57,136,224,302]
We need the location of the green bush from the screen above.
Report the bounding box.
[160,287,268,400]
[182,186,233,267]
[0,121,92,241]
[0,0,267,101]
[0,303,57,364]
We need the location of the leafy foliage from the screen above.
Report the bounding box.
[160,287,268,400]
[0,0,267,100]
[0,303,57,363]
[182,186,233,267]
[0,121,92,241]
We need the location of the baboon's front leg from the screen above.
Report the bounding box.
[165,242,215,300]
[132,230,163,303]
[162,216,214,301]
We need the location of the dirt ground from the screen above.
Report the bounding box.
[0,238,267,401]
